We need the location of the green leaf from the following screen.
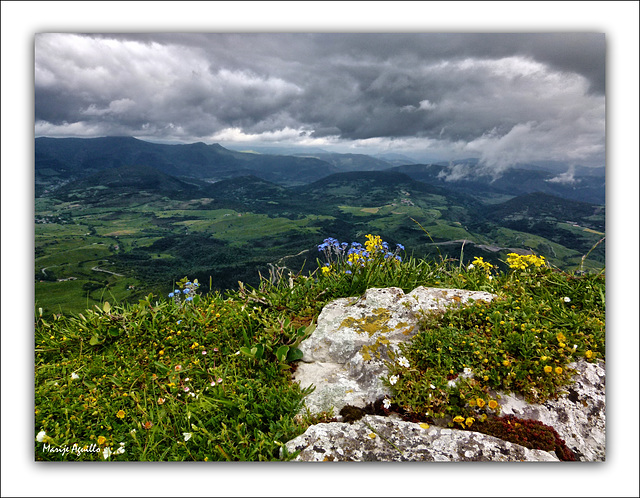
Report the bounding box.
[286,347,304,362]
[239,346,255,358]
[254,344,264,359]
[89,335,103,346]
[107,327,120,337]
[275,345,290,362]
[153,361,170,373]
[103,301,111,314]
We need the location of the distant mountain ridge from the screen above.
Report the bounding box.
[35,137,605,205]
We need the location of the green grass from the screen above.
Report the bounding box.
[34,235,605,461]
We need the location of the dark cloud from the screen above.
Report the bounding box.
[34,33,605,170]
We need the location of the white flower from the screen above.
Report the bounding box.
[389,375,399,385]
[397,357,410,368]
[183,432,192,442]
[115,446,125,455]
[36,430,47,442]
[383,398,391,409]
[71,372,80,380]
[103,447,112,459]
[463,367,472,376]
[430,384,436,390]
[468,263,475,270]
[130,429,136,435]
[563,297,571,303]
[488,276,493,280]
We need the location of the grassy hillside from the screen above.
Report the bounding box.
[34,236,605,461]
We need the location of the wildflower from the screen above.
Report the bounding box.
[544,365,553,374]
[563,297,571,303]
[174,365,182,371]
[97,436,107,445]
[555,367,563,375]
[217,378,223,384]
[467,263,475,270]
[202,350,207,355]
[502,359,511,367]
[177,320,182,325]
[465,417,475,427]
[186,297,193,302]
[183,432,192,442]
[430,384,436,389]
[184,387,190,392]
[488,400,499,410]
[383,398,391,410]
[143,421,153,430]
[157,397,165,405]
[396,244,405,251]
[71,372,80,380]
[116,410,126,419]
[103,447,112,459]
[36,430,47,443]
[452,416,465,424]
[476,398,486,408]
[556,332,566,343]
[368,433,377,439]
[389,375,399,385]
[115,445,125,455]
[585,350,594,359]
[397,357,410,368]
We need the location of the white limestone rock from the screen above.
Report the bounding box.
[283,415,559,462]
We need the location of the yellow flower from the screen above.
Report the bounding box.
[452,415,465,424]
[97,436,107,445]
[321,266,331,275]
[476,398,486,408]
[419,423,430,430]
[468,398,477,406]
[556,332,566,343]
[502,359,511,367]
[488,399,499,410]
[585,350,594,359]
[544,365,552,373]
[116,410,126,419]
[465,417,475,427]
[555,367,563,375]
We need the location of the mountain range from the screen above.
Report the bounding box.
[36,137,604,204]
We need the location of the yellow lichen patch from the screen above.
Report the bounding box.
[339,308,393,337]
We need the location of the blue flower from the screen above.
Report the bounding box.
[174,289,181,294]
[177,320,182,324]
[183,288,190,294]
[345,270,352,274]
[168,292,174,298]
[186,297,193,302]
[396,243,405,251]
[395,255,402,262]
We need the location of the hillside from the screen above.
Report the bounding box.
[35,136,338,189]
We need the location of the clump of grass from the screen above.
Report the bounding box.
[34,236,604,461]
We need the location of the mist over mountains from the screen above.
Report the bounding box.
[36,137,604,204]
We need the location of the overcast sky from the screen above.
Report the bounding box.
[35,32,605,170]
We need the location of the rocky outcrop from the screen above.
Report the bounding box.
[288,286,605,462]
[293,286,496,414]
[284,415,559,461]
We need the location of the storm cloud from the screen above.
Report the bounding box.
[34,33,605,170]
